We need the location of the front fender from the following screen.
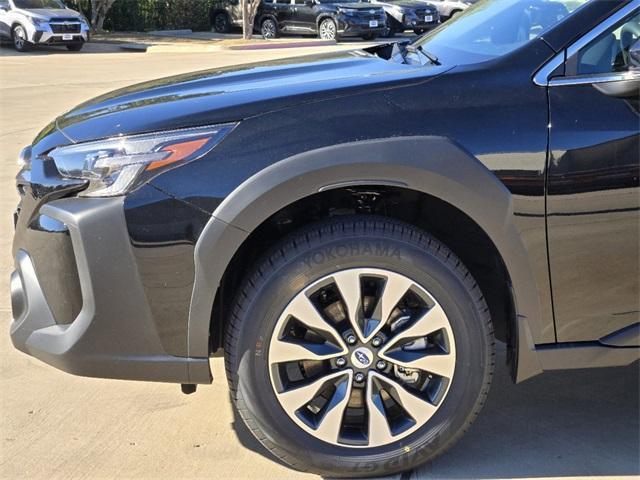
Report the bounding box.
[188,136,547,381]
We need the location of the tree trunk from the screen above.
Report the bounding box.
[241,0,250,39]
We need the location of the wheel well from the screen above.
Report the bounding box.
[317,15,335,27]
[210,186,516,356]
[210,9,229,21]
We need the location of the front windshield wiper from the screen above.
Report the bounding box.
[404,44,441,66]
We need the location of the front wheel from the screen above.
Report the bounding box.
[225,216,494,478]
[261,18,278,39]
[318,18,338,41]
[12,25,30,52]
[213,12,231,33]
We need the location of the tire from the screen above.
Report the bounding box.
[413,28,426,35]
[213,12,231,33]
[225,216,494,478]
[318,18,338,41]
[382,18,396,38]
[361,33,377,41]
[261,18,278,39]
[66,43,83,51]
[12,25,30,52]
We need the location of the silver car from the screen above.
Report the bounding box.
[425,0,477,20]
[0,0,90,52]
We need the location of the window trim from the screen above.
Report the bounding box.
[533,0,640,87]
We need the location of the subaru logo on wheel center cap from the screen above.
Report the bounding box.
[351,347,373,369]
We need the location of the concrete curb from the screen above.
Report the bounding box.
[113,39,338,53]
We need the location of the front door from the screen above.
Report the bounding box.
[546,9,640,343]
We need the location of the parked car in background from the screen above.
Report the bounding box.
[210,0,243,33]
[0,0,89,51]
[258,0,386,40]
[211,0,386,40]
[366,0,439,36]
[425,0,476,20]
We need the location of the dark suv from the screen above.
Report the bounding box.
[211,0,386,40]
[367,0,439,36]
[9,1,640,478]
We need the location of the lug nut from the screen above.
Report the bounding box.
[336,357,346,368]
[376,360,387,370]
[354,372,366,383]
[346,334,357,345]
[371,336,383,347]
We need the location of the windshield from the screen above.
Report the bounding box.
[414,0,591,65]
[13,0,65,8]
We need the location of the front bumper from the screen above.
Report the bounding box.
[10,193,211,384]
[338,17,386,37]
[29,26,90,45]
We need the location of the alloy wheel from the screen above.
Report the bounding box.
[262,19,277,39]
[268,268,456,447]
[13,27,26,50]
[319,19,337,40]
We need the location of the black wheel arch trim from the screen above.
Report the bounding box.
[187,136,552,383]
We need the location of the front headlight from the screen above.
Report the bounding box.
[49,123,236,197]
[30,17,47,26]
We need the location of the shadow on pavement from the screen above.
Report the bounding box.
[231,346,640,479]
[0,42,127,56]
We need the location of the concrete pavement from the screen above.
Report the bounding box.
[0,45,638,480]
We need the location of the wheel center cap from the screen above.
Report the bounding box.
[351,347,373,369]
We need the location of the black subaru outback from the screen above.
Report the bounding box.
[10,0,640,478]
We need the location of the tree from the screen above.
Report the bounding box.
[241,0,260,40]
[90,0,118,32]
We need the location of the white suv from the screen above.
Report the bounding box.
[0,0,90,52]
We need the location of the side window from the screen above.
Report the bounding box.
[294,0,306,4]
[574,13,640,75]
[0,1,9,10]
[274,0,290,4]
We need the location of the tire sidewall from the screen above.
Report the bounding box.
[232,232,490,477]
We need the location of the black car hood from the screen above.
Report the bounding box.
[333,3,384,9]
[55,50,450,144]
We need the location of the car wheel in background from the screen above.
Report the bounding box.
[413,28,426,35]
[66,43,83,51]
[213,12,231,33]
[361,33,377,40]
[225,216,495,477]
[318,18,338,40]
[261,18,278,39]
[382,18,396,38]
[12,25,29,52]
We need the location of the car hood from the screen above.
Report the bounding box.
[54,50,452,144]
[375,1,436,9]
[334,3,384,9]
[15,8,82,20]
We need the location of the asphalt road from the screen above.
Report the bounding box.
[0,43,638,480]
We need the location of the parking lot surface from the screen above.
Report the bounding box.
[1,45,638,480]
